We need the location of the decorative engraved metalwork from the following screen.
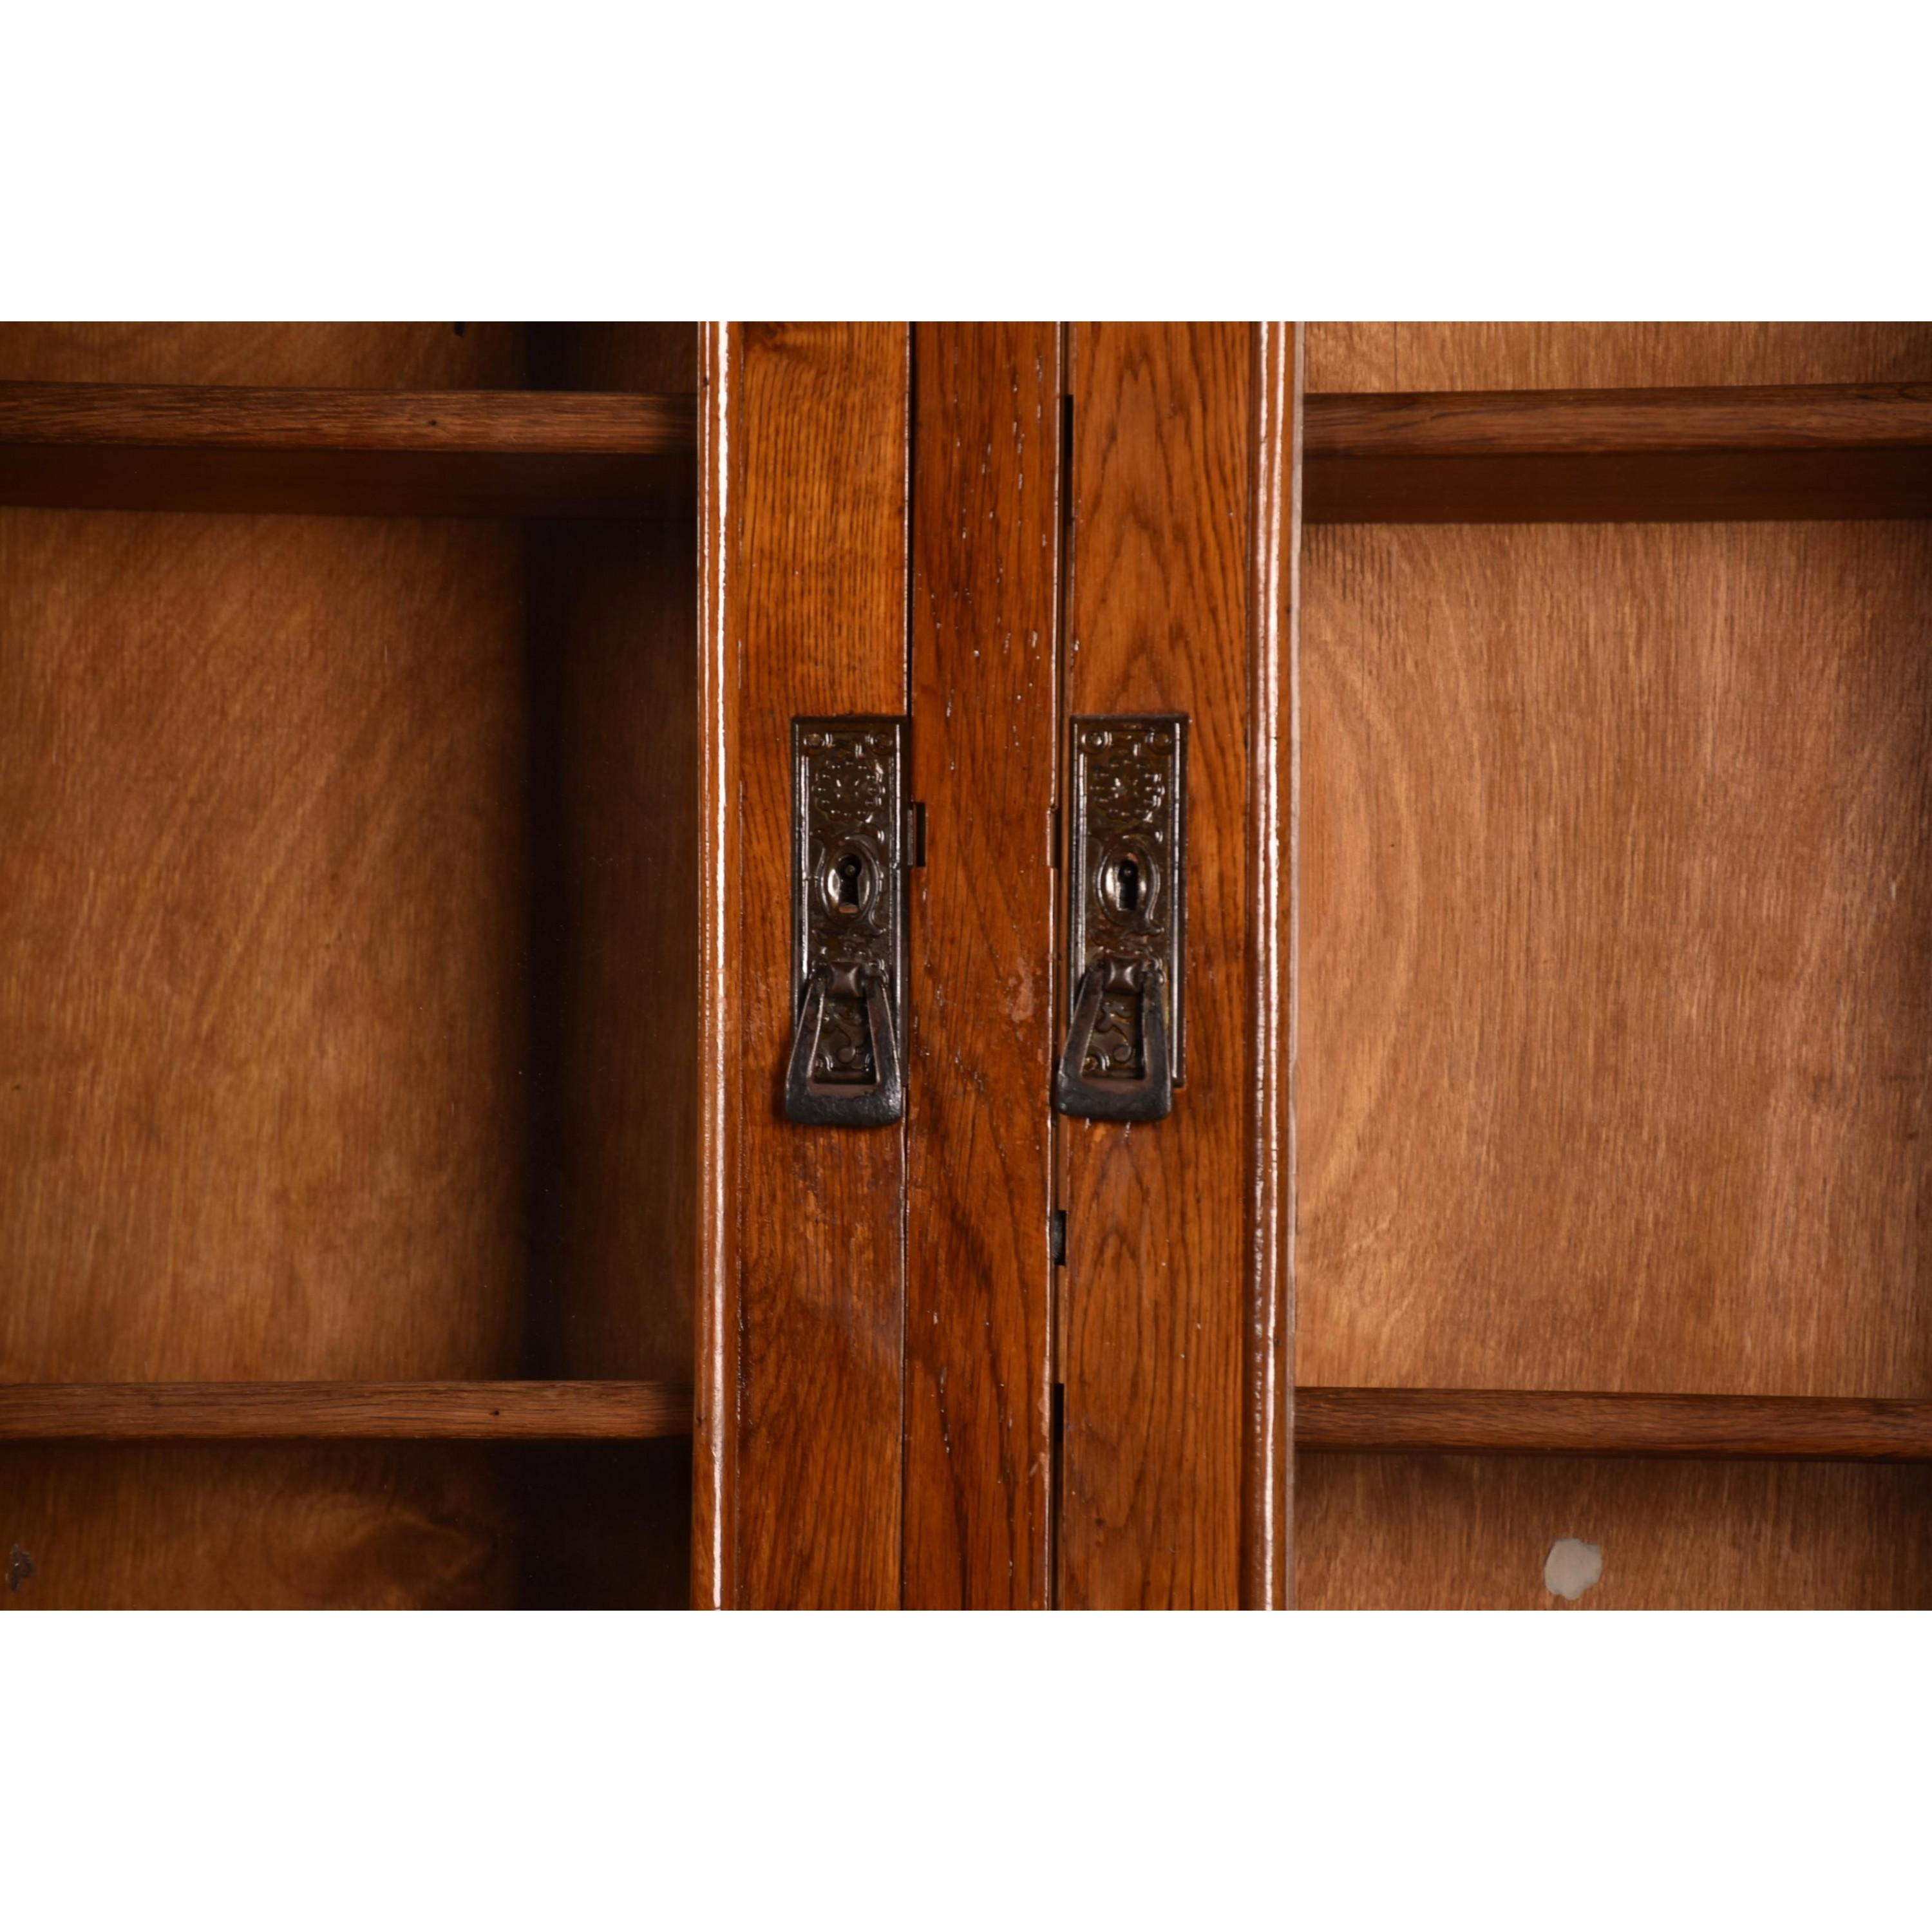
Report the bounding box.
[786,718,905,1126]
[1056,715,1185,1120]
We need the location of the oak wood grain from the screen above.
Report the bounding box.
[1299,520,1932,1400]
[0,1438,694,1609]
[902,323,1059,1609]
[523,518,697,1386]
[1305,323,1932,395]
[1058,323,1252,1608]
[1297,1388,1932,1460]
[1305,382,1932,521]
[0,383,696,452]
[0,1444,520,1609]
[0,323,532,389]
[1244,323,1298,1608]
[1296,1452,1932,1608]
[0,325,701,1608]
[696,323,911,1609]
[1309,383,1932,457]
[0,383,696,518]
[0,510,534,1385]
[0,1381,692,1439]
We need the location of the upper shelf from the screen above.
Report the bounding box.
[0,382,697,518]
[1303,381,1932,522]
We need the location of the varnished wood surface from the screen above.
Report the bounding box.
[1242,324,1298,1608]
[0,506,533,1604]
[1305,381,1932,521]
[523,518,697,1385]
[1298,1388,1932,1460]
[1309,383,1932,457]
[1299,520,1932,1399]
[0,511,533,1384]
[0,1444,520,1609]
[1296,1453,1932,1608]
[696,323,911,1609]
[0,323,533,389]
[1306,322,1932,395]
[0,1439,692,1608]
[0,383,695,518]
[1059,324,1253,1608]
[902,324,1059,1608]
[694,327,738,1609]
[0,383,697,451]
[0,1381,692,1439]
[0,325,700,1608]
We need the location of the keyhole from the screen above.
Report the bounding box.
[1115,858,1141,913]
[837,853,864,910]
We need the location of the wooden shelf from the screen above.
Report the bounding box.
[1297,1388,1932,1461]
[1303,381,1932,522]
[0,382,697,518]
[0,1380,692,1441]
[14,1380,1926,1459]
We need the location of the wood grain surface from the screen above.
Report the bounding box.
[0,1381,692,1439]
[1297,1388,1932,1460]
[1296,1452,1932,1608]
[696,323,911,1608]
[1305,323,1932,395]
[0,1444,520,1609]
[0,1439,694,1608]
[0,509,533,1383]
[1058,323,1253,1607]
[1305,381,1932,522]
[1309,384,1932,456]
[0,506,532,1604]
[0,385,695,518]
[902,323,1059,1608]
[1244,323,1298,1608]
[523,518,697,1385]
[1299,520,1932,1399]
[0,323,532,389]
[0,383,696,452]
[0,323,701,1607]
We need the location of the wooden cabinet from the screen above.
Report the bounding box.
[4,321,1929,1607]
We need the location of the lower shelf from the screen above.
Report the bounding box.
[0,1380,692,1441]
[1298,1388,1932,1461]
[7,1382,1929,1459]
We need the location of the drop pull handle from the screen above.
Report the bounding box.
[786,961,904,1126]
[784,717,907,1128]
[1054,715,1186,1123]
[1056,956,1171,1121]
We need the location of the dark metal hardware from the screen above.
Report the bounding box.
[784,717,906,1127]
[1055,715,1185,1122]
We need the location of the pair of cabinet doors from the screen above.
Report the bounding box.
[701,323,1293,1609]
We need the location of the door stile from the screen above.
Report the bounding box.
[695,323,912,1608]
[1243,321,1300,1609]
[694,321,737,1609]
[902,324,1063,1608]
[1057,323,1297,1607]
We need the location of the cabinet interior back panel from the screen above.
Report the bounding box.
[0,507,533,1382]
[1298,521,1932,1397]
[0,322,531,388]
[1298,1453,1932,1609]
[1305,321,1932,393]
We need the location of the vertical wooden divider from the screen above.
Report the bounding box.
[1245,322,1300,1609]
[1059,323,1295,1608]
[696,323,911,1609]
[904,324,1061,1608]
